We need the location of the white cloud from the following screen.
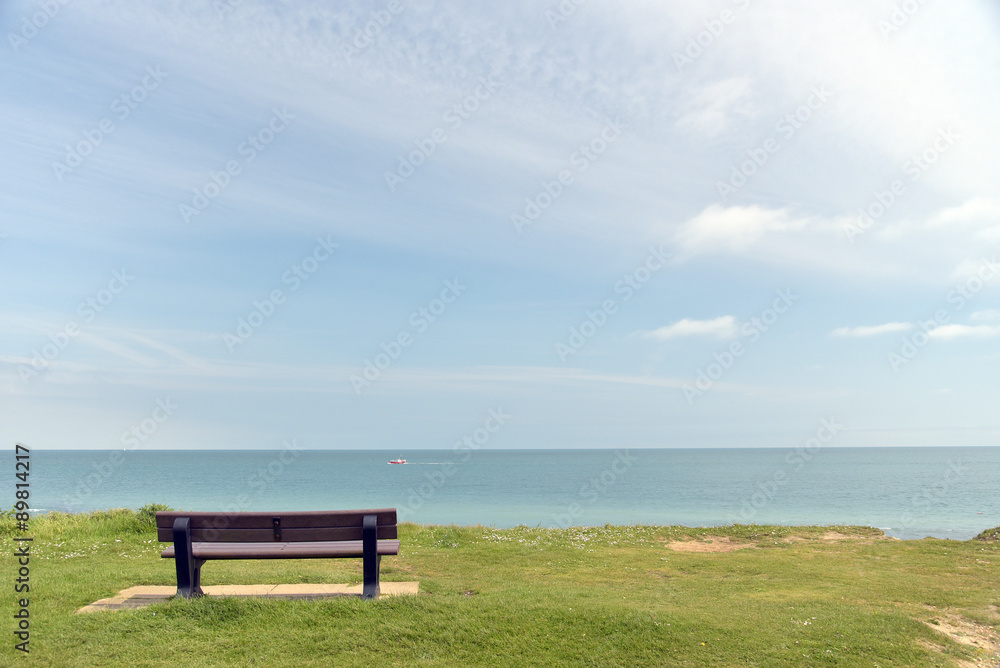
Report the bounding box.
[928,324,1000,340]
[979,226,1000,242]
[927,197,1000,246]
[666,197,1000,287]
[928,196,1000,226]
[970,309,1000,322]
[948,256,1000,283]
[642,316,738,341]
[831,322,912,337]
[672,204,817,255]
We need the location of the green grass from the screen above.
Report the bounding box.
[1,509,998,666]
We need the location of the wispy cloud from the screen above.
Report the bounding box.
[928,196,1000,226]
[927,324,1000,340]
[831,322,912,337]
[674,78,755,139]
[970,309,1000,323]
[642,316,738,341]
[832,317,1000,342]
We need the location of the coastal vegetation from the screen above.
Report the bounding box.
[1,508,997,666]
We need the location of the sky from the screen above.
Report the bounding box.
[1,0,998,450]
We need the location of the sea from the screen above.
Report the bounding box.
[23,447,1000,540]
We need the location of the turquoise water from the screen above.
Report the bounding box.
[25,447,1000,540]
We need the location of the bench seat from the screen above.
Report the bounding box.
[161,539,401,560]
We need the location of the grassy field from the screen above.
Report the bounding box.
[1,507,998,667]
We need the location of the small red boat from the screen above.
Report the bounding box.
[388,458,406,464]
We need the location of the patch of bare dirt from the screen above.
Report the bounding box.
[820,531,852,540]
[920,608,1000,667]
[916,638,947,653]
[822,531,897,541]
[779,531,896,543]
[665,536,755,553]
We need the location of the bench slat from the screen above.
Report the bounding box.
[155,525,398,543]
[161,539,401,560]
[155,509,396,531]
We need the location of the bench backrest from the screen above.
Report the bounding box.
[155,509,397,543]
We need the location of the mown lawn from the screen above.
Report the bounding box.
[1,508,997,666]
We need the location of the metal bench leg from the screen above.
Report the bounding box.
[173,517,204,599]
[362,514,380,599]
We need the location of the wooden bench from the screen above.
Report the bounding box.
[156,509,399,599]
